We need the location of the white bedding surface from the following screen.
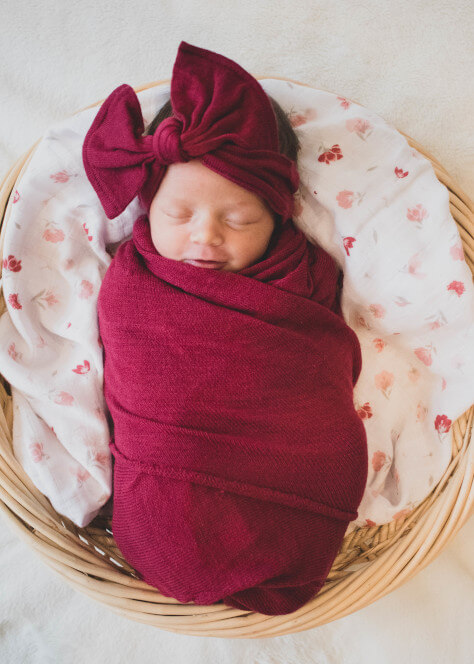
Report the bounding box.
[1,1,473,662]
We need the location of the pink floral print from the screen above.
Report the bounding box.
[2,255,22,272]
[395,167,409,178]
[345,118,373,139]
[43,222,65,243]
[72,360,90,375]
[30,441,50,462]
[78,280,94,298]
[31,289,59,309]
[318,144,343,164]
[8,293,22,309]
[406,204,428,225]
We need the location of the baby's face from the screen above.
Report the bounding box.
[149,159,275,272]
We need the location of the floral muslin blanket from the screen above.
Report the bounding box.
[0,80,472,530]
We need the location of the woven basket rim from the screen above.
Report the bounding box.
[0,76,473,638]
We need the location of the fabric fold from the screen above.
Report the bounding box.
[98,213,368,614]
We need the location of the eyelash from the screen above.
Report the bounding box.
[164,212,253,226]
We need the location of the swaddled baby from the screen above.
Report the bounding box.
[83,41,368,615]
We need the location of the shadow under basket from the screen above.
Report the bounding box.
[0,76,473,639]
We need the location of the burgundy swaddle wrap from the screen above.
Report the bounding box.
[97,212,368,615]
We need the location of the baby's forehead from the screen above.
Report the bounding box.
[159,160,266,208]
[159,192,267,216]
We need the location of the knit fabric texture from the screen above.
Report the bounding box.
[82,41,300,222]
[97,213,368,615]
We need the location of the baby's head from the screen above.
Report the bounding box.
[143,97,301,272]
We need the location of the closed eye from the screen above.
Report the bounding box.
[226,218,257,226]
[160,210,258,226]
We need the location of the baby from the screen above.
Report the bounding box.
[83,41,368,616]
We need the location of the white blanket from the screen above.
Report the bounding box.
[1,78,473,532]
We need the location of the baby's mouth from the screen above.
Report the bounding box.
[183,259,226,269]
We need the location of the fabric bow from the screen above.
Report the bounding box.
[82,41,300,221]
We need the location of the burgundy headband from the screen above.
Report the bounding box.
[82,41,300,222]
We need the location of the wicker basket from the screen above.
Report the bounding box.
[0,76,473,639]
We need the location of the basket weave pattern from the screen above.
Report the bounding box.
[0,77,473,638]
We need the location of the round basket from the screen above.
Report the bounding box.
[0,76,473,639]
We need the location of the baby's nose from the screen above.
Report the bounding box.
[189,216,223,245]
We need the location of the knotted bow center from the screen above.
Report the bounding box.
[151,116,190,165]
